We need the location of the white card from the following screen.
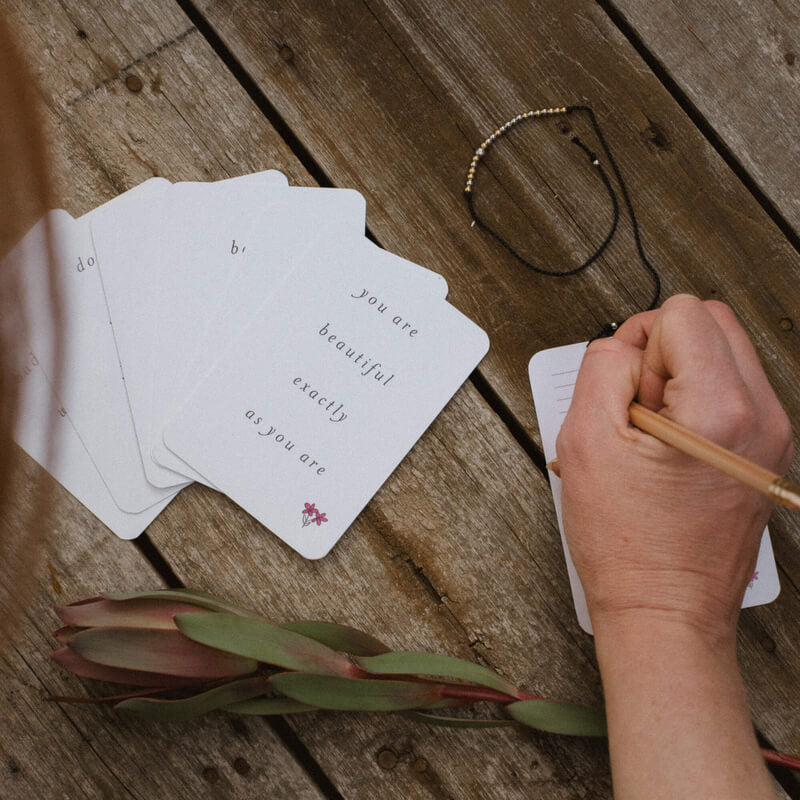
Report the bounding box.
[172,213,447,397]
[148,181,370,481]
[92,172,287,489]
[529,342,780,634]
[9,208,178,512]
[13,353,176,539]
[157,233,449,481]
[89,177,189,489]
[163,237,489,558]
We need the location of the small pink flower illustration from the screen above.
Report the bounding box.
[302,503,328,528]
[748,570,759,589]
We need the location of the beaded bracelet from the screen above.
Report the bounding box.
[464,105,660,335]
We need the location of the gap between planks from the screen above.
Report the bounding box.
[133,534,345,800]
[592,0,800,259]
[150,2,800,797]
[169,0,553,481]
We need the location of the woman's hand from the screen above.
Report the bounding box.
[555,294,794,799]
[556,294,793,637]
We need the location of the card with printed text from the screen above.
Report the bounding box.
[164,236,487,557]
[7,171,484,553]
[9,206,177,513]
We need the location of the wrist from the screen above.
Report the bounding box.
[591,605,739,656]
[592,608,771,799]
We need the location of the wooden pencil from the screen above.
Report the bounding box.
[627,401,800,510]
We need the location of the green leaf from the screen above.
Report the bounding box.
[405,711,516,728]
[56,597,212,630]
[224,697,317,715]
[507,700,607,737]
[175,613,352,676]
[280,621,390,656]
[270,672,441,712]
[115,676,268,721]
[357,651,519,697]
[103,590,257,617]
[52,646,201,688]
[68,628,258,679]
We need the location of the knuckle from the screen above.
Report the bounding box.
[584,336,628,360]
[703,299,736,321]
[697,389,757,446]
[771,407,794,458]
[556,415,586,464]
[555,424,575,460]
[722,390,757,433]
[774,408,793,447]
[661,293,702,314]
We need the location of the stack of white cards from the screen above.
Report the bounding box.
[9,170,489,558]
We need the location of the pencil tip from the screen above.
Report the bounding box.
[546,460,561,478]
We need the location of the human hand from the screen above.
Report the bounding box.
[555,294,793,638]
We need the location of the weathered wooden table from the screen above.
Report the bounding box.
[3,1,800,798]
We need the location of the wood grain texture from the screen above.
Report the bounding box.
[0,454,326,800]
[0,1,327,797]
[1,0,799,797]
[191,0,800,771]
[606,0,800,235]
[5,0,311,212]
[194,0,800,451]
[150,382,614,799]
[2,0,613,796]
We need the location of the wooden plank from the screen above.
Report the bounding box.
[603,0,800,235]
[176,0,800,787]
[2,0,613,796]
[192,0,800,454]
[6,0,311,210]
[0,454,326,800]
[3,0,798,797]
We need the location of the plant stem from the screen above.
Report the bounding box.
[437,683,542,704]
[760,748,800,771]
[47,686,173,703]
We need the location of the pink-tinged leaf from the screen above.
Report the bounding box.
[55,598,211,630]
[115,676,269,722]
[52,646,203,688]
[175,613,352,676]
[68,628,258,679]
[224,697,317,715]
[53,626,84,644]
[279,621,390,656]
[270,673,442,711]
[103,589,257,617]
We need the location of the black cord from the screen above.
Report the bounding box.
[464,105,661,337]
